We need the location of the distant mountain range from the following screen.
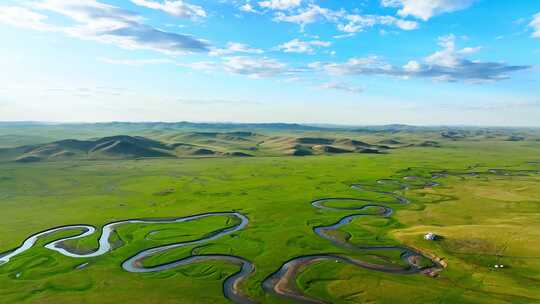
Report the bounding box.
[0,132,400,163]
[0,122,536,162]
[2,121,537,130]
[0,121,326,131]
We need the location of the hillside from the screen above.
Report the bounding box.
[0,132,398,162]
[259,136,390,156]
[0,136,174,163]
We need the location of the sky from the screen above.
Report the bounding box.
[0,0,539,126]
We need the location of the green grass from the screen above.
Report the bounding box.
[0,134,539,303]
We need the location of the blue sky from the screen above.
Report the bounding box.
[0,0,539,126]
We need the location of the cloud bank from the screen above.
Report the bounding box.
[0,0,210,54]
[312,35,530,83]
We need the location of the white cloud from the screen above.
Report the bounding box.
[424,34,481,68]
[319,81,362,94]
[240,3,257,13]
[531,12,540,38]
[223,56,288,78]
[37,0,142,23]
[181,56,290,78]
[273,4,341,30]
[272,4,417,34]
[392,18,419,30]
[0,6,58,31]
[320,56,394,75]
[277,38,331,54]
[259,0,301,10]
[381,0,476,21]
[210,42,264,56]
[338,14,418,34]
[13,0,211,55]
[403,60,421,72]
[130,0,206,19]
[313,35,529,83]
[457,46,482,55]
[424,34,460,67]
[337,14,377,33]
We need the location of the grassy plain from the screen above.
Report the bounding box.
[0,131,539,303]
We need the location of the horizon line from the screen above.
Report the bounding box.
[1,120,539,129]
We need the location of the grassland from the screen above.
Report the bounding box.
[0,124,539,303]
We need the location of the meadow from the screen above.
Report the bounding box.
[0,125,539,303]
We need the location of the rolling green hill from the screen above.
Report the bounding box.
[0,136,174,162]
[0,131,407,162]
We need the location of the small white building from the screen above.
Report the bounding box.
[424,232,437,241]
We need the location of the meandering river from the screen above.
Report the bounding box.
[1,168,537,303]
